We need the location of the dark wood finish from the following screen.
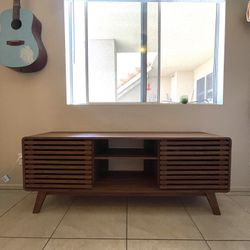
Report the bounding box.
[23,138,94,190]
[158,138,231,191]
[22,132,231,214]
[33,191,47,213]
[205,192,221,215]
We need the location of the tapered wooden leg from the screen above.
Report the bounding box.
[33,191,47,214]
[205,192,221,215]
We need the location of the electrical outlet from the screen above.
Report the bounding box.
[1,175,11,183]
[17,153,22,166]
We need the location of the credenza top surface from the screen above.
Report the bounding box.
[24,131,227,139]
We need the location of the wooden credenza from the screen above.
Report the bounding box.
[22,132,231,215]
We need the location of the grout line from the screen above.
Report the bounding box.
[126,197,128,250]
[41,238,50,250]
[49,237,126,240]
[0,192,31,219]
[1,236,250,242]
[181,198,211,250]
[226,192,250,196]
[42,197,74,250]
[206,240,250,242]
[226,195,250,214]
[0,236,49,239]
[126,239,250,242]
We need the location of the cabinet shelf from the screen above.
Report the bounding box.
[93,171,158,194]
[94,148,157,159]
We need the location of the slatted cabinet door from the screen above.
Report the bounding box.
[159,138,231,191]
[23,138,94,190]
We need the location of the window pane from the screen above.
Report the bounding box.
[64,0,225,105]
[206,73,213,102]
[147,3,158,103]
[160,2,217,104]
[65,0,86,104]
[88,2,141,103]
[197,78,205,103]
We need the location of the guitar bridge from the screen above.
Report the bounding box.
[6,40,25,46]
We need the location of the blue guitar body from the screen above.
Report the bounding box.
[0,8,47,72]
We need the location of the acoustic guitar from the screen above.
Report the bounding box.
[0,0,47,72]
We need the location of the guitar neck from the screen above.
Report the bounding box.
[12,0,21,20]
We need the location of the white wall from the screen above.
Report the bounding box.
[88,39,116,102]
[176,71,194,102]
[194,58,213,81]
[0,0,250,190]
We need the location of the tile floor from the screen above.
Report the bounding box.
[0,190,250,250]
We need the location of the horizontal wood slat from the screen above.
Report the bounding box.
[159,185,228,190]
[23,139,94,190]
[160,146,229,151]
[24,160,92,164]
[160,166,229,170]
[159,175,228,180]
[26,179,92,184]
[160,170,228,175]
[160,141,230,146]
[24,146,92,150]
[25,165,92,169]
[160,160,229,165]
[26,174,92,179]
[25,170,92,174]
[24,150,92,155]
[24,155,92,160]
[24,140,92,145]
[25,184,92,189]
[162,180,228,185]
[160,156,229,160]
[160,151,229,156]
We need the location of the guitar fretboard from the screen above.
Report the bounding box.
[12,0,21,20]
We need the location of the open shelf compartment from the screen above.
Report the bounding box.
[94,139,158,159]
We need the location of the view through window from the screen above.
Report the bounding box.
[64,0,225,104]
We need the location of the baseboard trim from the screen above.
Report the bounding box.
[230,186,250,192]
[0,184,23,190]
[1,184,250,192]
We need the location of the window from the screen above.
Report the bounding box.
[196,73,214,103]
[64,0,225,105]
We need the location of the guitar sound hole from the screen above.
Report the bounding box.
[11,19,22,30]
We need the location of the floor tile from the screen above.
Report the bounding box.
[208,241,250,250]
[0,194,71,237]
[183,195,250,240]
[128,197,202,240]
[128,240,209,250]
[0,190,28,216]
[228,196,250,213]
[0,238,47,250]
[226,192,250,196]
[44,239,126,250]
[53,197,126,239]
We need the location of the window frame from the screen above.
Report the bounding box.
[64,0,225,105]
